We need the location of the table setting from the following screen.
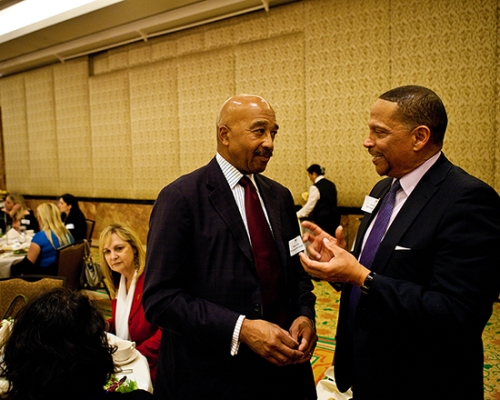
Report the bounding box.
[0,229,33,278]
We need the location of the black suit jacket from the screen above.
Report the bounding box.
[143,158,317,399]
[335,154,500,399]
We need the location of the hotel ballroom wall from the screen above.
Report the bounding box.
[0,0,499,243]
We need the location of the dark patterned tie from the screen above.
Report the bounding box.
[348,180,401,328]
[240,176,286,327]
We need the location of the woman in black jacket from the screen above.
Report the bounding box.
[57,193,87,241]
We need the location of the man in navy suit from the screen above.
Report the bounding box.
[143,94,317,399]
[300,85,500,399]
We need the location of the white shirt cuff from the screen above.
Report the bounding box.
[230,315,245,356]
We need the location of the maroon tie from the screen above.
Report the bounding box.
[240,176,287,326]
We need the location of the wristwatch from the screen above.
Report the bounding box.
[360,271,376,294]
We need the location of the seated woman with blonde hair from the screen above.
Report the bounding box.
[99,223,162,382]
[1,192,39,233]
[11,202,73,276]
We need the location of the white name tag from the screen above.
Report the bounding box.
[21,219,30,225]
[289,235,306,256]
[361,195,379,214]
[66,223,75,229]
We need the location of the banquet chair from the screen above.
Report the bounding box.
[0,275,66,319]
[85,219,95,242]
[56,240,85,290]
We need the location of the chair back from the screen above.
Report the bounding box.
[56,241,86,290]
[85,219,95,242]
[0,275,66,319]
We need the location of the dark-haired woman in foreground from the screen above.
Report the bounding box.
[0,288,155,400]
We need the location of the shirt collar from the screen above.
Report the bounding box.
[398,151,441,197]
[216,153,256,188]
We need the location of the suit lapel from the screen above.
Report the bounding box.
[371,155,452,273]
[205,159,254,264]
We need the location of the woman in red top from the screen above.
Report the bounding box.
[99,223,162,382]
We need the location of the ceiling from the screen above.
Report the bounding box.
[0,0,297,77]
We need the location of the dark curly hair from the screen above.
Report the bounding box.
[0,288,115,400]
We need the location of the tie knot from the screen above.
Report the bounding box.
[390,179,401,194]
[240,176,252,188]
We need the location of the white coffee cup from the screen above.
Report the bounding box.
[113,340,136,363]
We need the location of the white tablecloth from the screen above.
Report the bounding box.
[0,236,30,278]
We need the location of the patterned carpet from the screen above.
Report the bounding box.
[311,280,500,399]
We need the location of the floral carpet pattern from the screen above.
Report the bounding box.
[311,281,500,399]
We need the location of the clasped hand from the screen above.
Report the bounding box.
[299,221,368,287]
[240,316,316,367]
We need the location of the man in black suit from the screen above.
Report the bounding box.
[143,94,317,399]
[300,85,500,399]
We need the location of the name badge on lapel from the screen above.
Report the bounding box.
[289,235,306,256]
[21,219,30,225]
[361,195,379,214]
[66,223,75,229]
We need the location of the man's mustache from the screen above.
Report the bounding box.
[255,149,273,158]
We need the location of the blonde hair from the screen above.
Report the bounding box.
[98,223,146,300]
[6,192,28,221]
[36,203,73,248]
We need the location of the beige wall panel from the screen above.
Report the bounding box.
[304,0,391,207]
[25,68,59,194]
[129,42,152,68]
[129,61,180,198]
[177,48,235,175]
[89,71,132,198]
[0,75,30,193]
[391,0,497,187]
[235,34,306,205]
[53,58,93,196]
[151,37,178,63]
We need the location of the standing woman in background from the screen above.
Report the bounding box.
[99,223,162,383]
[11,202,73,276]
[57,193,87,241]
[1,192,39,233]
[297,164,340,235]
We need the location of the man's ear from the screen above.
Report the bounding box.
[413,125,431,151]
[218,125,230,146]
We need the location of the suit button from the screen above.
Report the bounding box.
[253,304,261,312]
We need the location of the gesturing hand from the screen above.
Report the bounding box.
[301,222,346,262]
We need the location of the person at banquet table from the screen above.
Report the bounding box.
[99,223,162,383]
[0,192,38,233]
[299,85,500,399]
[57,193,87,241]
[11,202,73,276]
[0,287,155,400]
[143,94,317,400]
[296,163,340,235]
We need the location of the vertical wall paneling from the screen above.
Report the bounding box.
[54,59,93,196]
[177,47,235,175]
[0,0,499,205]
[0,75,30,193]
[89,71,132,198]
[25,68,59,194]
[129,61,180,198]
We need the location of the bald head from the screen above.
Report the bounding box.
[217,94,275,130]
[216,94,278,174]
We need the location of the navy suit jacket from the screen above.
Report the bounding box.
[335,154,500,399]
[143,158,316,399]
